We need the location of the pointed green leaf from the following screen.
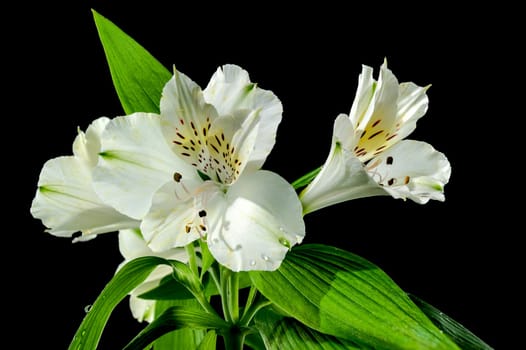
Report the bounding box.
[152,299,207,349]
[250,244,460,350]
[123,305,229,350]
[254,307,365,349]
[409,294,494,350]
[197,330,218,350]
[68,256,167,350]
[92,10,171,114]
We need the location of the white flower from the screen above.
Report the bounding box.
[93,65,305,271]
[300,61,451,214]
[30,117,139,241]
[117,229,188,323]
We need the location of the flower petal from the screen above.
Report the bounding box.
[31,156,138,238]
[93,113,197,219]
[352,61,400,162]
[393,82,429,142]
[72,117,111,166]
[140,181,203,251]
[300,115,387,214]
[203,65,282,171]
[348,64,375,128]
[207,170,305,272]
[366,140,451,204]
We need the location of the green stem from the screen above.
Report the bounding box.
[222,326,247,350]
[228,270,240,323]
[219,265,233,323]
[241,285,258,321]
[239,294,272,327]
[185,243,199,277]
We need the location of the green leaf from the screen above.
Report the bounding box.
[244,332,266,350]
[250,244,460,350]
[68,256,168,350]
[138,274,194,300]
[197,330,218,350]
[123,305,229,350]
[152,299,207,349]
[138,270,252,300]
[254,307,365,349]
[409,294,494,350]
[92,9,171,114]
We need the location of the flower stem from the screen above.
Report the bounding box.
[222,326,247,350]
[185,243,199,277]
[291,166,322,190]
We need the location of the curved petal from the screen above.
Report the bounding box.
[352,61,400,162]
[93,113,197,219]
[30,156,139,238]
[203,65,283,171]
[348,64,375,129]
[300,115,388,214]
[72,117,111,166]
[207,170,305,272]
[366,140,451,204]
[140,181,203,251]
[118,228,189,262]
[392,82,429,142]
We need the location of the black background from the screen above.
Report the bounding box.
[9,1,518,349]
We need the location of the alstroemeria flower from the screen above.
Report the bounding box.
[300,62,451,214]
[93,65,305,271]
[117,229,188,323]
[30,117,139,241]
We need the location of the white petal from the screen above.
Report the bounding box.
[93,113,198,219]
[140,181,202,251]
[300,115,387,214]
[348,64,375,128]
[367,140,451,204]
[203,65,282,171]
[119,228,188,262]
[207,170,305,272]
[393,82,429,142]
[72,117,111,166]
[30,156,138,238]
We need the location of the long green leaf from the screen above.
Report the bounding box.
[92,9,171,114]
[68,256,167,350]
[123,305,229,350]
[409,294,494,350]
[250,244,460,350]
[197,330,218,350]
[254,307,365,349]
[152,299,207,349]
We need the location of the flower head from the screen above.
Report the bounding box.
[30,117,139,241]
[300,61,451,214]
[93,65,305,271]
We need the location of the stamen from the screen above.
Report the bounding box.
[387,178,396,186]
[199,210,207,217]
[173,172,182,182]
[404,176,410,184]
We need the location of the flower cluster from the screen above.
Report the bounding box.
[31,61,450,323]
